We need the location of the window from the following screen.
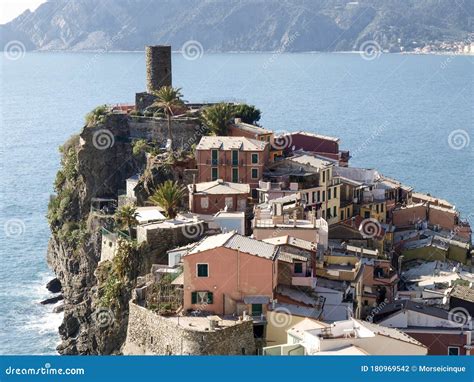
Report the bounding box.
[448,347,460,356]
[211,150,218,165]
[317,190,321,202]
[341,210,345,221]
[211,167,218,181]
[322,191,325,202]
[333,206,337,218]
[381,203,384,212]
[251,153,259,164]
[251,304,263,316]
[322,171,326,183]
[294,262,303,274]
[322,210,325,218]
[334,187,337,198]
[232,167,239,183]
[376,204,379,213]
[251,168,258,179]
[326,208,331,218]
[328,188,332,200]
[364,211,370,219]
[200,197,209,209]
[191,291,213,304]
[197,263,208,277]
[232,150,239,166]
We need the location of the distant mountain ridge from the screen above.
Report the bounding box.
[1,0,472,52]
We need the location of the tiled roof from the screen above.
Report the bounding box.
[188,179,250,195]
[285,131,340,143]
[232,121,272,135]
[186,231,280,260]
[272,302,322,319]
[358,320,425,347]
[278,251,310,263]
[451,285,474,303]
[288,154,333,169]
[263,235,316,251]
[196,136,268,151]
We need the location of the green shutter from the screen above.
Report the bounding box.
[191,292,197,304]
[207,292,213,304]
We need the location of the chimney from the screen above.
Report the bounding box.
[146,45,172,93]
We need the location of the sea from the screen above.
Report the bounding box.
[0,51,473,354]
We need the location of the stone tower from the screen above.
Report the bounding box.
[145,45,172,93]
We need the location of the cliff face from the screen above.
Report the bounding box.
[47,114,143,354]
[47,111,205,354]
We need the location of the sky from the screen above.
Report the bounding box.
[0,0,47,24]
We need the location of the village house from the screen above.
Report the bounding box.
[354,258,399,319]
[188,179,250,214]
[253,194,329,245]
[263,317,426,355]
[260,152,342,225]
[195,136,270,195]
[182,231,321,318]
[373,300,473,355]
[280,131,351,167]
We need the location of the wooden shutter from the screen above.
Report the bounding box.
[207,292,213,304]
[191,292,197,304]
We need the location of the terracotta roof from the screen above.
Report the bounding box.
[285,131,340,143]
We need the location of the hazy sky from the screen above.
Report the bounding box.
[0,0,47,24]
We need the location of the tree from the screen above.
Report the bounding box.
[115,205,138,238]
[233,104,261,125]
[200,103,235,135]
[148,180,186,219]
[151,86,184,147]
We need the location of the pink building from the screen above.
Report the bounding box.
[182,232,315,316]
[195,136,270,194]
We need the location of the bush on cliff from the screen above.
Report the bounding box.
[85,105,108,126]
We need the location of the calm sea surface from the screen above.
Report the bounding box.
[0,52,473,354]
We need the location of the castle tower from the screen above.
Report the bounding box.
[145,45,172,93]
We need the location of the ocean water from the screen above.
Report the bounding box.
[0,51,472,354]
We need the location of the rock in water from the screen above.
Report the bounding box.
[40,294,64,305]
[46,278,62,293]
[53,303,65,313]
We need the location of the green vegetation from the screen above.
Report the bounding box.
[200,103,235,135]
[115,205,139,238]
[131,139,162,157]
[233,104,261,125]
[98,239,139,308]
[151,86,184,145]
[85,105,108,125]
[148,180,185,219]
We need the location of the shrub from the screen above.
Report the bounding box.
[85,105,108,125]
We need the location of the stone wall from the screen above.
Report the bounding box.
[124,302,256,355]
[137,221,207,265]
[128,117,203,149]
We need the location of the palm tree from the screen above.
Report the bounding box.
[148,180,186,219]
[115,205,139,238]
[151,86,184,147]
[200,103,235,135]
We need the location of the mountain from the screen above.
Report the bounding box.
[1,0,472,52]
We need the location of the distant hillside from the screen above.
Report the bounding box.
[1,0,472,52]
